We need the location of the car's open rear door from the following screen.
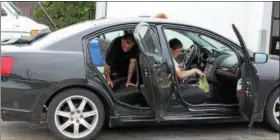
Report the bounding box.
[134,22,173,121]
[232,24,260,130]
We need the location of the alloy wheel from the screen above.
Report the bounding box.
[54,95,99,139]
[273,97,280,125]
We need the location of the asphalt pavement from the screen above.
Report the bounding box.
[1,121,279,140]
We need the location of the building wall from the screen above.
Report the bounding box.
[106,2,273,53]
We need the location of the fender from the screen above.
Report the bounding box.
[264,78,280,106]
[257,78,280,121]
[30,78,115,124]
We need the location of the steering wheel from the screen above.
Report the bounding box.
[182,44,198,70]
[179,45,199,84]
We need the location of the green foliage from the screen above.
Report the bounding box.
[34,2,96,30]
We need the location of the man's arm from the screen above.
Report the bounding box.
[176,68,205,80]
[104,63,111,81]
[126,59,137,85]
[104,63,113,87]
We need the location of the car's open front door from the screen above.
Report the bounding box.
[232,24,260,130]
[134,22,173,121]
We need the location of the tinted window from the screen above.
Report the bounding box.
[31,21,94,51]
[8,2,21,15]
[164,29,194,50]
[200,35,231,52]
[273,2,279,18]
[1,8,7,16]
[104,30,124,41]
[164,27,238,58]
[89,29,134,74]
[138,25,160,55]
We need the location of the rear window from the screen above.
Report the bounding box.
[30,21,95,50]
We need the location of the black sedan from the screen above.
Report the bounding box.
[1,18,279,140]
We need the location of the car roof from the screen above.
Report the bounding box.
[91,17,196,27]
[28,17,240,51]
[30,18,201,48]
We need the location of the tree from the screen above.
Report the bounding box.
[34,2,96,30]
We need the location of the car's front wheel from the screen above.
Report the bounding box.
[265,87,280,132]
[47,89,105,140]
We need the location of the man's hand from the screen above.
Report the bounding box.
[194,68,205,77]
[126,82,136,87]
[107,79,114,88]
[126,59,137,87]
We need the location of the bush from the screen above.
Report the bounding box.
[34,2,96,31]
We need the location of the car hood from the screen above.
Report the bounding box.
[16,16,49,31]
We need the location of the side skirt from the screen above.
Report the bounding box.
[109,115,248,128]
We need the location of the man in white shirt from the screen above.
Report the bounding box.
[169,38,205,80]
[153,14,205,80]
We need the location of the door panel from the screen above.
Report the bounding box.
[134,22,173,120]
[138,53,156,108]
[232,24,260,129]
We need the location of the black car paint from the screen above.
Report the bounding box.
[1,18,279,126]
[232,24,260,129]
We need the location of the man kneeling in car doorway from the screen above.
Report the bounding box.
[104,33,139,88]
[169,38,205,79]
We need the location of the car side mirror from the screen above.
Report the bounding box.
[253,53,268,64]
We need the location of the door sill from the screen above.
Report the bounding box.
[195,103,239,107]
[162,114,245,121]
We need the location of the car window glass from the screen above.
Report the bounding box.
[89,29,133,75]
[164,29,194,50]
[164,27,238,67]
[200,35,232,52]
[104,30,124,41]
[197,34,238,66]
[138,25,160,55]
[1,8,7,16]
[8,2,21,15]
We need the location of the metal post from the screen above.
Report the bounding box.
[37,2,58,29]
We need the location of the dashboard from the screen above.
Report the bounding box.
[182,47,241,84]
[175,46,240,83]
[201,48,240,82]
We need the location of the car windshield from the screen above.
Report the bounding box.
[181,30,254,57]
[7,2,21,15]
[183,31,219,50]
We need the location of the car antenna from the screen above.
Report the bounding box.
[37,2,58,30]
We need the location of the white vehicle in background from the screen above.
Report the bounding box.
[1,2,50,41]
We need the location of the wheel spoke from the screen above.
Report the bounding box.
[78,98,87,111]
[67,98,76,111]
[81,119,93,130]
[74,123,79,136]
[55,95,99,138]
[56,111,70,118]
[83,110,97,118]
[59,120,72,131]
[275,111,280,118]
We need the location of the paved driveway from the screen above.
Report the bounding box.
[1,121,279,140]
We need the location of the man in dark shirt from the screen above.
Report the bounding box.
[104,33,139,88]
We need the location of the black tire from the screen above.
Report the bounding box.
[47,88,105,140]
[265,87,280,132]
